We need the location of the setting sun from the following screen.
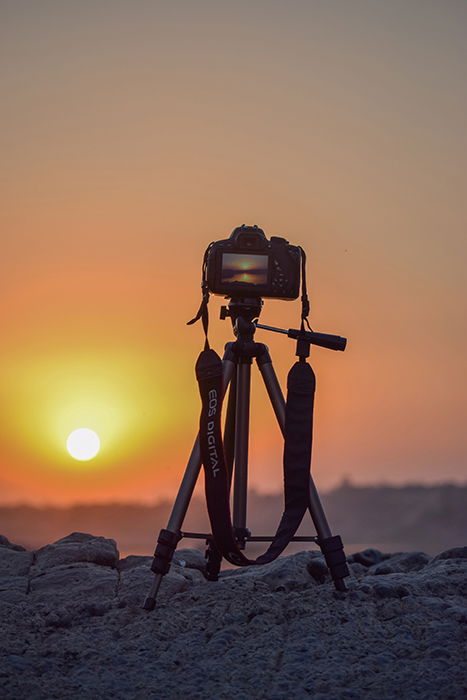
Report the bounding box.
[67,428,100,461]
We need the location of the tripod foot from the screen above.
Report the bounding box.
[143,572,164,611]
[334,578,347,593]
[144,529,182,611]
[143,596,157,611]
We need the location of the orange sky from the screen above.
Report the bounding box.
[1,1,466,505]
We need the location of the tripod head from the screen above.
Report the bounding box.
[220,297,263,342]
[220,297,263,324]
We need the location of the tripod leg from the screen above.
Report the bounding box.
[257,353,286,429]
[143,436,202,610]
[232,360,252,547]
[143,358,236,610]
[223,369,237,482]
[257,352,349,591]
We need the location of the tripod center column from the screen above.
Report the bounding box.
[232,358,252,547]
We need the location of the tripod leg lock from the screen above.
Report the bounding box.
[150,529,182,575]
[234,527,251,545]
[318,535,350,589]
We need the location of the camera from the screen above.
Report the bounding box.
[205,225,301,300]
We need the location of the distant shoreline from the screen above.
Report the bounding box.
[1,483,465,557]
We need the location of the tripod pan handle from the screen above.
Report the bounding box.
[288,329,347,352]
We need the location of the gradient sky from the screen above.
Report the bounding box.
[1,0,466,505]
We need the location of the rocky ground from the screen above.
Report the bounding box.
[0,533,466,699]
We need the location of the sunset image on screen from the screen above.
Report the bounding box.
[221,253,269,286]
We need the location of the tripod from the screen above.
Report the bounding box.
[144,298,348,610]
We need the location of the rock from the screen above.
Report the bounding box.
[172,548,207,571]
[0,575,29,603]
[349,548,388,567]
[2,654,36,673]
[221,550,321,591]
[306,556,329,583]
[117,555,152,571]
[429,646,451,659]
[373,582,399,598]
[423,559,467,596]
[171,564,206,586]
[33,532,119,572]
[0,547,33,576]
[117,561,190,607]
[0,542,466,699]
[348,561,367,577]
[445,605,467,623]
[372,581,410,599]
[30,561,118,605]
[431,546,467,561]
[0,545,34,604]
[396,585,410,597]
[368,551,431,575]
[0,535,26,551]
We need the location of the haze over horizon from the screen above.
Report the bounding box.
[1,1,466,506]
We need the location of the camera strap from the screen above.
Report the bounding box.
[195,345,315,567]
[187,245,213,350]
[299,246,312,332]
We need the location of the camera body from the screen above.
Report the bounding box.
[205,225,301,300]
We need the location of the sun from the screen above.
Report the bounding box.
[66,428,100,461]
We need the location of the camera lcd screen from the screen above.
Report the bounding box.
[221,253,269,286]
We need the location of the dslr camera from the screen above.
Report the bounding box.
[205,225,301,300]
